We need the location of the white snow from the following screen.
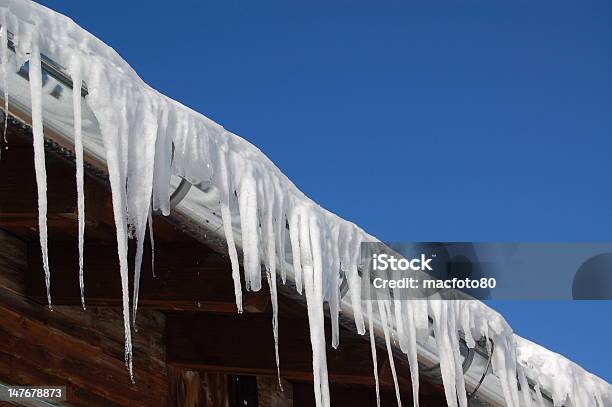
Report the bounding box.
[1,1,610,406]
[516,336,612,407]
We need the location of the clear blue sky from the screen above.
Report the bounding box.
[38,1,612,381]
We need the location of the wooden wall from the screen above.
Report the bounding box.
[0,228,169,406]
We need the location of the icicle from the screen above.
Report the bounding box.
[329,225,341,349]
[392,280,420,407]
[367,300,381,407]
[85,67,134,380]
[267,265,282,390]
[132,205,149,331]
[13,4,612,403]
[125,96,158,330]
[346,229,365,334]
[430,299,460,407]
[378,299,402,407]
[393,299,406,352]
[148,207,155,277]
[217,145,242,312]
[288,205,303,294]
[347,264,365,334]
[428,301,467,407]
[309,214,331,407]
[151,107,172,216]
[109,146,134,381]
[491,334,520,407]
[238,173,261,291]
[517,364,533,407]
[0,8,8,152]
[262,173,282,389]
[459,300,475,349]
[534,384,545,407]
[273,176,287,284]
[28,35,51,309]
[403,300,420,407]
[447,302,468,407]
[300,210,330,407]
[413,299,429,344]
[70,56,86,310]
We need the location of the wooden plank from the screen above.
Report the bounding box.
[0,121,208,245]
[167,313,446,403]
[0,134,118,242]
[257,376,293,407]
[167,313,385,386]
[0,229,26,295]
[0,121,267,313]
[168,367,231,407]
[0,228,169,407]
[0,349,124,407]
[292,382,447,407]
[26,237,269,312]
[228,375,259,407]
[0,145,76,215]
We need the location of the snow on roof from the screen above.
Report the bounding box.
[0,1,610,406]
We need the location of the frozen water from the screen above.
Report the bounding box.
[2,1,610,405]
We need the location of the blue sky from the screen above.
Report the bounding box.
[38,1,612,381]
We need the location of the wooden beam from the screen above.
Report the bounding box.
[167,313,448,403]
[26,238,269,312]
[168,367,230,407]
[292,382,447,407]
[0,130,118,242]
[257,376,293,407]
[167,313,408,388]
[0,145,77,216]
[2,120,269,313]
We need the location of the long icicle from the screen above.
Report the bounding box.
[70,56,86,310]
[404,300,420,407]
[308,215,330,407]
[268,189,283,389]
[28,36,51,309]
[367,299,381,407]
[266,266,282,389]
[110,148,133,381]
[218,145,242,312]
[148,206,155,278]
[534,384,545,407]
[0,9,8,152]
[132,204,149,331]
[517,364,533,407]
[92,83,134,381]
[378,299,402,407]
[238,173,261,291]
[261,172,282,389]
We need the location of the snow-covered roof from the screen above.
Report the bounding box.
[0,1,610,406]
